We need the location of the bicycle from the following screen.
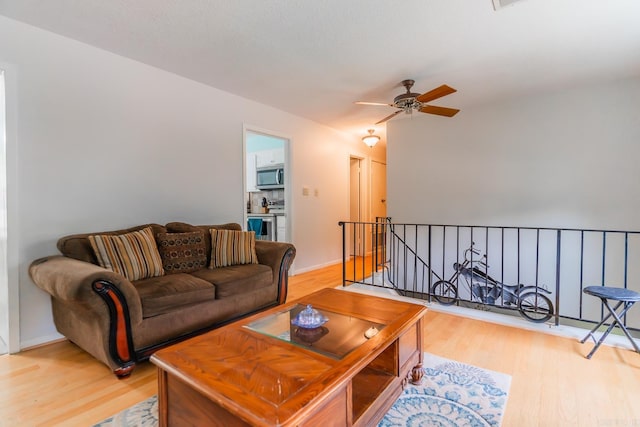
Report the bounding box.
[430,244,554,323]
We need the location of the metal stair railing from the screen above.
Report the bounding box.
[339,220,640,332]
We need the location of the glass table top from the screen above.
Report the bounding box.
[244,304,386,359]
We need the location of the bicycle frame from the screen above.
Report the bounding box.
[431,243,554,322]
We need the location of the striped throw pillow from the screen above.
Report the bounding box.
[209,229,258,268]
[88,227,165,281]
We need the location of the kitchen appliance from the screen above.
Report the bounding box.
[256,164,285,190]
[247,214,274,241]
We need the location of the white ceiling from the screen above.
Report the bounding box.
[1,0,639,141]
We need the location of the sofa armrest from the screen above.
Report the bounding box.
[29,256,143,326]
[30,255,144,377]
[254,241,296,304]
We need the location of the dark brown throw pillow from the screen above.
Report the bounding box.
[156,231,207,274]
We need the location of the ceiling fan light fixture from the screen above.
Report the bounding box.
[362,129,380,147]
[356,79,460,124]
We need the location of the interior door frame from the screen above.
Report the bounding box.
[0,63,20,354]
[242,124,292,245]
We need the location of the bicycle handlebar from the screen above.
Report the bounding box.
[464,247,482,259]
[463,244,490,268]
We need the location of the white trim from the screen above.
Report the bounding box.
[242,124,293,259]
[291,258,342,276]
[0,69,5,355]
[0,62,19,353]
[20,332,65,351]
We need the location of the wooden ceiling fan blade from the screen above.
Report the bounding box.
[419,105,460,117]
[416,84,457,103]
[355,101,395,106]
[375,110,402,125]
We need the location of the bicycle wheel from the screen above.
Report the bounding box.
[518,292,553,323]
[431,280,458,305]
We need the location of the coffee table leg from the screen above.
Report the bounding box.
[410,317,425,385]
[410,362,424,385]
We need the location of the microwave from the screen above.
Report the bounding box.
[256,164,285,190]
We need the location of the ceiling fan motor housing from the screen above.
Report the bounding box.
[393,79,422,112]
[393,83,421,112]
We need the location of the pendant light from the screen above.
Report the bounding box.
[362,129,380,147]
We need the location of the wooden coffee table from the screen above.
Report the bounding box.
[151,288,426,426]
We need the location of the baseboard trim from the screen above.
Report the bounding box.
[291,258,342,275]
[20,333,66,352]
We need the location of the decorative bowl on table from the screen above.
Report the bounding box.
[291,304,329,329]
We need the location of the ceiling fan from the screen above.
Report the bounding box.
[355,79,460,124]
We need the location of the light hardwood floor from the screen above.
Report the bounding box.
[2,260,640,426]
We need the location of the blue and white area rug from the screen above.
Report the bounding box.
[93,353,510,427]
[379,353,511,426]
[93,395,157,427]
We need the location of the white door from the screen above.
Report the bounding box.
[370,160,387,266]
[349,157,363,256]
[371,160,387,221]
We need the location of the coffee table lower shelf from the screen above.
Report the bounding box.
[352,366,397,423]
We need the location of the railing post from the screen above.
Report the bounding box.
[427,225,432,302]
[555,229,561,326]
[339,221,346,287]
[374,219,379,277]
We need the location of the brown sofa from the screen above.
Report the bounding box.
[29,221,296,378]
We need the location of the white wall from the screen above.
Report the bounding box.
[0,16,385,348]
[388,77,640,230]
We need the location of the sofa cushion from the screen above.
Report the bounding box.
[88,227,165,281]
[58,223,167,264]
[191,264,272,298]
[165,222,242,266]
[134,273,216,318]
[156,231,207,274]
[210,229,258,268]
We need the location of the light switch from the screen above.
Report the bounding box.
[302,186,310,196]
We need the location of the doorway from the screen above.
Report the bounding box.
[349,156,387,270]
[243,126,290,244]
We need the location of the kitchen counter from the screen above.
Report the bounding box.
[247,212,285,216]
